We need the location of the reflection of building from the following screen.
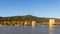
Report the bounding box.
[49,28,54,34]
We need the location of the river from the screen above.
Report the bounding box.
[0,25,59,34]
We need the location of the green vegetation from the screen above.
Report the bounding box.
[0,15,60,23]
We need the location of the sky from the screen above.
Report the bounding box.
[0,0,60,18]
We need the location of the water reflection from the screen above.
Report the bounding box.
[49,25,55,34]
[32,26,36,28]
[0,25,60,34]
[49,25,55,30]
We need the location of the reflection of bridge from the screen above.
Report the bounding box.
[41,23,60,25]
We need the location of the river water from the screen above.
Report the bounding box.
[0,25,60,34]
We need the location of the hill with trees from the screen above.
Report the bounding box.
[0,15,60,23]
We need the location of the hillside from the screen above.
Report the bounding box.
[0,15,60,23]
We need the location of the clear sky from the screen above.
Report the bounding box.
[0,0,60,18]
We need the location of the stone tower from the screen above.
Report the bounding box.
[32,21,36,27]
[49,19,55,29]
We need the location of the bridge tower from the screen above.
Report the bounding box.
[32,21,36,28]
[49,19,55,29]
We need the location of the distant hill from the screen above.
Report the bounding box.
[0,15,60,23]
